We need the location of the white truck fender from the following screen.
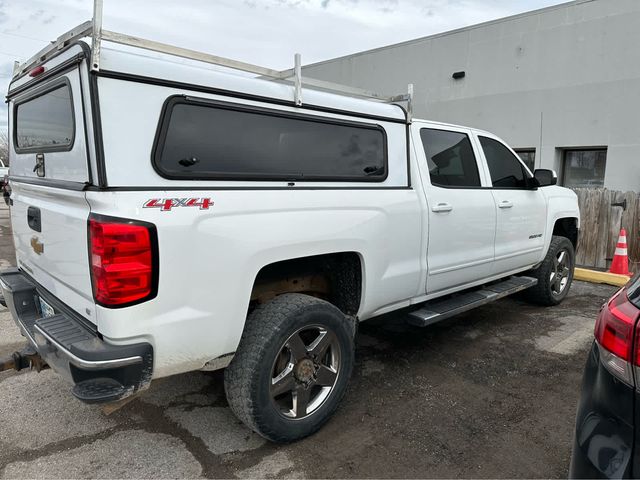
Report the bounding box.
[540,186,581,262]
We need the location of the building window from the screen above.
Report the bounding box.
[514,149,535,172]
[562,149,607,188]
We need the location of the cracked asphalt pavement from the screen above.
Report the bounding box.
[0,204,617,478]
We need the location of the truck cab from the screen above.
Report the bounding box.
[412,121,577,297]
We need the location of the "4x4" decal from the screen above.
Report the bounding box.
[143,198,213,212]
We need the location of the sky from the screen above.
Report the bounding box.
[0,0,567,131]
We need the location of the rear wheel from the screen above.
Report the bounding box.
[224,293,355,442]
[525,235,575,306]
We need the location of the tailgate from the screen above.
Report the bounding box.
[7,54,95,322]
[10,183,94,321]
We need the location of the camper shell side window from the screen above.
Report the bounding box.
[152,96,388,182]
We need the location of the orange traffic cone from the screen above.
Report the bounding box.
[610,229,631,276]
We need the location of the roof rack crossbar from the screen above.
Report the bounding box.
[99,30,289,79]
[13,21,93,78]
[11,0,414,120]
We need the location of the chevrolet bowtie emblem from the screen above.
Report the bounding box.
[30,236,44,255]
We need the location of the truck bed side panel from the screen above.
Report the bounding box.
[87,189,422,378]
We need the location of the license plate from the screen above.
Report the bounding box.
[38,297,55,318]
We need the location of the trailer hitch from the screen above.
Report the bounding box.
[0,346,48,373]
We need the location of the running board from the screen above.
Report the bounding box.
[407,276,538,327]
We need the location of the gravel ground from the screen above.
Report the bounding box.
[0,204,617,478]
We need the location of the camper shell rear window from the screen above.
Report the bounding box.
[14,80,75,153]
[153,97,388,181]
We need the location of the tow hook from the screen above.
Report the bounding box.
[0,346,48,373]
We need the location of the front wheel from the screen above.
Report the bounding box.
[224,293,355,443]
[525,235,575,306]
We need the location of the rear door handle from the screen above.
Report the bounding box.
[432,202,453,213]
[498,200,514,209]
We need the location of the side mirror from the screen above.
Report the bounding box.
[534,169,557,187]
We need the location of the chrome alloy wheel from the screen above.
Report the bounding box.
[550,249,571,295]
[270,325,341,420]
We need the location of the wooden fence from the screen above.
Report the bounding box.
[573,188,640,270]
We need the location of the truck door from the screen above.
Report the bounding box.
[475,134,547,274]
[414,124,496,294]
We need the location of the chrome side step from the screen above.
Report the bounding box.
[407,276,538,327]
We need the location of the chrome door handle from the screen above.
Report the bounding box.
[432,202,453,213]
[498,200,514,209]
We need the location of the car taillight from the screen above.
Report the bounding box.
[89,216,158,307]
[594,289,640,384]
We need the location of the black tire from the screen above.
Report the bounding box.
[525,235,575,306]
[224,293,355,443]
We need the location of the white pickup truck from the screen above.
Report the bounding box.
[0,20,579,443]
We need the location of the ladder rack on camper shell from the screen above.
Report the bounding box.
[12,0,414,121]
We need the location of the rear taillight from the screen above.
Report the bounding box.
[594,289,640,384]
[89,216,158,307]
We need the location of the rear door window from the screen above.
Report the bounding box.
[154,98,387,181]
[14,82,74,152]
[420,128,481,188]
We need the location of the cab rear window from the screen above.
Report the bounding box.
[14,82,74,152]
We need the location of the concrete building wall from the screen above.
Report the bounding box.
[303,0,640,192]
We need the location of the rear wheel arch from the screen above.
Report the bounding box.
[248,252,364,317]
